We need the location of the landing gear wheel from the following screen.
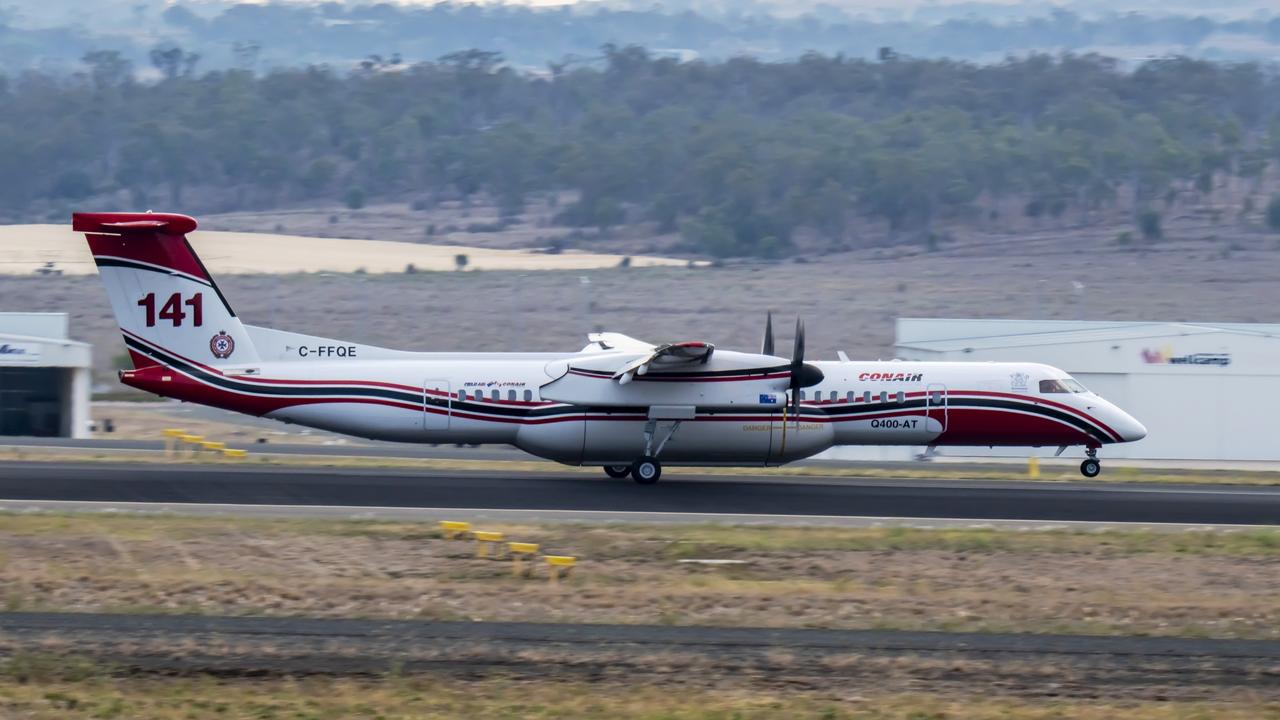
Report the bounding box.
[631,457,661,485]
[1080,458,1101,478]
[603,465,631,479]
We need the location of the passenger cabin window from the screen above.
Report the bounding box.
[457,390,467,401]
[863,391,872,403]
[930,391,943,403]
[895,391,905,404]
[846,391,854,402]
[507,389,516,401]
[798,391,806,401]
[829,391,837,402]
[879,391,888,404]
[1039,379,1088,394]
[523,389,533,402]
[491,389,500,401]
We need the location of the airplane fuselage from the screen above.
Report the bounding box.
[120,328,1146,467]
[78,210,1145,480]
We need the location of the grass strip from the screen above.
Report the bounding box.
[2,512,1279,640]
[0,656,1276,720]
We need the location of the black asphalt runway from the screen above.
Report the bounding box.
[1,461,1278,525]
[3,436,525,461]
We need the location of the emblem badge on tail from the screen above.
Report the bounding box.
[210,331,235,359]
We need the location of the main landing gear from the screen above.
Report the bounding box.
[601,457,662,484]
[602,418,684,485]
[1079,448,1101,478]
[631,456,661,485]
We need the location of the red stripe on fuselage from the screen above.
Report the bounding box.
[122,329,560,405]
[934,407,1095,446]
[122,331,1116,444]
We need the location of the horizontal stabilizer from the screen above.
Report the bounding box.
[72,212,199,235]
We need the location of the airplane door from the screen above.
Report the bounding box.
[424,380,451,430]
[924,383,947,435]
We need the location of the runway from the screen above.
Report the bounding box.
[1,461,1278,526]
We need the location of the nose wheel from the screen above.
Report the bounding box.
[1080,448,1101,478]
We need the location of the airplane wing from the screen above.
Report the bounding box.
[584,332,654,353]
[613,341,714,384]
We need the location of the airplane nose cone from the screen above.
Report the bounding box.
[1120,414,1147,443]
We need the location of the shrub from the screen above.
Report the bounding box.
[1138,209,1162,241]
[344,186,366,210]
[1266,196,1280,233]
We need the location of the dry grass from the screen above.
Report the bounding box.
[1,650,1279,720]
[3,223,695,276]
[0,670,1276,719]
[2,513,1279,639]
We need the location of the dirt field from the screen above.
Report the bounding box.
[2,671,1273,719]
[6,215,1280,382]
[3,515,1278,640]
[4,192,1279,382]
[1,223,693,276]
[3,516,1278,716]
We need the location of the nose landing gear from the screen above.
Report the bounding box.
[1079,448,1101,478]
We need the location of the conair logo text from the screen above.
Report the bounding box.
[210,331,235,359]
[858,372,923,382]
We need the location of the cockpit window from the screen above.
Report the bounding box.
[1039,378,1088,394]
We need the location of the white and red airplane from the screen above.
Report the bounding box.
[76,211,1146,483]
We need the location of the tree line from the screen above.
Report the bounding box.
[5,48,1280,256]
[12,3,1280,72]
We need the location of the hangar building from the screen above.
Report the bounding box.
[0,313,91,439]
[895,318,1280,461]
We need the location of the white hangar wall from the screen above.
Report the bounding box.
[0,312,92,439]
[894,318,1280,461]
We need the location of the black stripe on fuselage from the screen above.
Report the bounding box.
[125,336,572,418]
[811,396,1108,443]
[124,336,1111,440]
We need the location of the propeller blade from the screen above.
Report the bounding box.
[761,312,775,356]
[785,318,824,419]
[792,318,805,366]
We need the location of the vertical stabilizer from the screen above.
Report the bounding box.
[73,212,259,369]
